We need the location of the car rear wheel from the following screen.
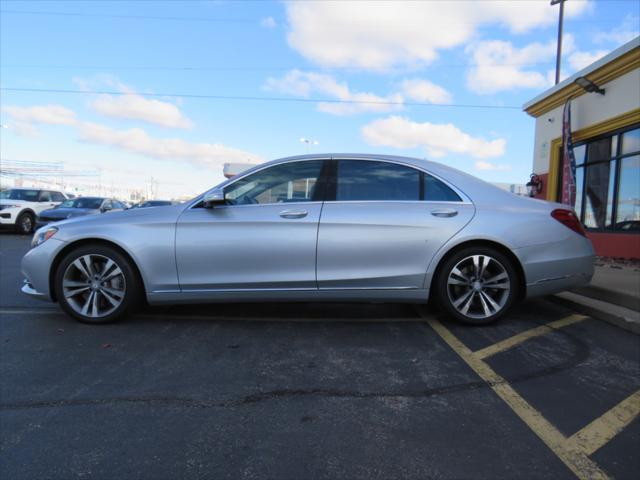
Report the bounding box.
[435,246,518,325]
[16,211,34,235]
[54,244,140,324]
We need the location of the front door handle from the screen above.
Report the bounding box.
[431,208,458,218]
[279,209,308,219]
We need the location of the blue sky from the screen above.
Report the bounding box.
[1,0,639,198]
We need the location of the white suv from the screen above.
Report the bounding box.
[0,188,68,234]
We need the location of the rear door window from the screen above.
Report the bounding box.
[423,174,462,202]
[51,191,66,202]
[336,160,420,201]
[38,191,52,202]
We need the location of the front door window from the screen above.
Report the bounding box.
[224,161,324,205]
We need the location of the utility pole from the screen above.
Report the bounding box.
[551,0,566,85]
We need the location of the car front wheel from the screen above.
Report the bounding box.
[54,244,140,324]
[16,211,34,234]
[435,246,518,325]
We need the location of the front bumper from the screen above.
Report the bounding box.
[21,279,50,301]
[0,208,18,225]
[21,237,67,303]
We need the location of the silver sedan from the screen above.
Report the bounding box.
[21,154,594,325]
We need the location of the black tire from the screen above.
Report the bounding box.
[15,211,35,235]
[434,246,519,325]
[54,244,141,324]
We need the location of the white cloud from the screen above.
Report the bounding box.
[91,90,193,129]
[4,102,262,169]
[400,79,452,104]
[77,122,262,167]
[3,104,78,126]
[285,1,590,69]
[475,160,512,171]
[72,75,193,129]
[593,15,639,46]
[264,70,451,114]
[465,38,570,94]
[264,70,403,115]
[260,16,276,28]
[568,50,609,71]
[361,116,506,159]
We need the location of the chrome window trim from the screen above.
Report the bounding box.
[326,200,472,205]
[185,200,322,211]
[187,156,332,210]
[331,156,472,204]
[186,155,473,210]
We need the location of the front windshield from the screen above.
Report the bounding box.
[58,200,74,208]
[0,189,39,201]
[72,198,104,209]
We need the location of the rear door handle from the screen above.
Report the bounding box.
[279,209,308,219]
[431,208,458,218]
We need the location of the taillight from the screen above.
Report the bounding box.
[551,209,586,237]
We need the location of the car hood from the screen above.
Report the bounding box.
[44,202,186,239]
[39,207,99,219]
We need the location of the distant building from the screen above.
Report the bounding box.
[223,162,259,179]
[491,182,528,196]
[523,37,640,258]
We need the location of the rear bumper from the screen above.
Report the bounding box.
[517,235,595,298]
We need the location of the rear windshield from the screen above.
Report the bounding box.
[72,198,104,209]
[0,189,40,201]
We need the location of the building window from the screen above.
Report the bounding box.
[572,125,640,234]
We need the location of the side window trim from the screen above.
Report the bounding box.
[328,158,464,203]
[190,159,330,209]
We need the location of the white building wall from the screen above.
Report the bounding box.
[532,68,640,173]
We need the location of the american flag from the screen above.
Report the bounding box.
[561,99,576,206]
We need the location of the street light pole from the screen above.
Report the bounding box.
[551,0,566,85]
[300,137,319,153]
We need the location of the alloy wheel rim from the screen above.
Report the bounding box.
[446,255,511,319]
[21,216,32,232]
[62,254,126,318]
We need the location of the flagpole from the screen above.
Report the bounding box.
[551,0,566,85]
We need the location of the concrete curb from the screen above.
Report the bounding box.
[572,285,640,312]
[551,292,640,335]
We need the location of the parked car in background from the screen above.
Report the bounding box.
[0,188,68,234]
[36,197,127,228]
[131,200,174,208]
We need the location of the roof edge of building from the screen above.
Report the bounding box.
[523,37,640,118]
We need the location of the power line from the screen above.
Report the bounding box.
[0,8,631,24]
[0,62,559,71]
[0,86,522,110]
[0,10,256,22]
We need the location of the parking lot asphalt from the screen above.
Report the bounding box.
[1,232,639,479]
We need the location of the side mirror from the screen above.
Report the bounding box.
[101,205,112,213]
[203,189,226,208]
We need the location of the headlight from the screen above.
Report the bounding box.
[31,227,58,248]
[0,204,20,210]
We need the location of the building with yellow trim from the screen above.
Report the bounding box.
[523,37,640,259]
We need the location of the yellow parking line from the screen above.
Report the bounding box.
[427,318,609,480]
[567,390,640,456]
[474,314,588,360]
